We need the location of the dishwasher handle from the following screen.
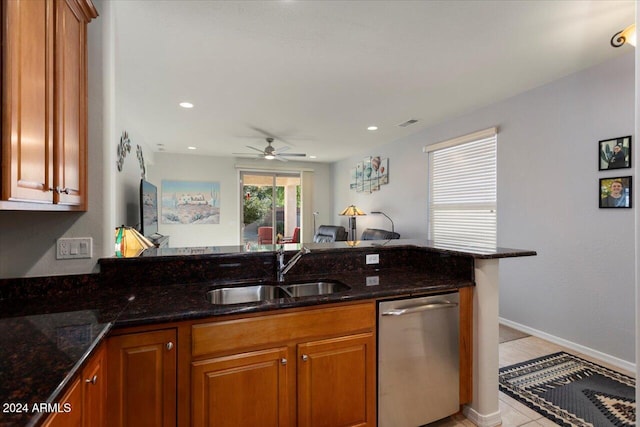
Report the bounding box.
[381,300,458,316]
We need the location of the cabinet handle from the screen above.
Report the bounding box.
[281,358,287,365]
[301,354,309,362]
[166,341,174,351]
[51,186,70,194]
[85,375,97,385]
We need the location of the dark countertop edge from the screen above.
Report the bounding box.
[97,240,537,264]
[25,322,113,427]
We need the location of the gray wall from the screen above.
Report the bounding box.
[333,52,636,364]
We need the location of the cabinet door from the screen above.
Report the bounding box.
[82,343,106,427]
[2,0,54,203]
[42,377,82,427]
[192,347,290,427]
[107,329,177,427]
[53,0,89,207]
[297,332,376,427]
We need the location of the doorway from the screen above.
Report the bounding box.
[240,172,301,246]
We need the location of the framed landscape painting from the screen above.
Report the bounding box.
[161,180,221,224]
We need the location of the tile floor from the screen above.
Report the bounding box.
[426,329,635,427]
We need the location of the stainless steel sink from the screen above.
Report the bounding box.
[281,280,351,297]
[206,285,286,305]
[206,280,351,305]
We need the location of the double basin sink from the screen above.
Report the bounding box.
[206,280,350,305]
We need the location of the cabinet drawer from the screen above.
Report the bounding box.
[192,302,375,358]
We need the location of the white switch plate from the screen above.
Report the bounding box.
[366,276,380,286]
[57,237,93,260]
[366,254,379,264]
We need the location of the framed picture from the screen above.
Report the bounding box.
[599,135,631,170]
[599,176,632,208]
[161,180,221,224]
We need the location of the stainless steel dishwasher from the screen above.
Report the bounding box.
[378,292,460,427]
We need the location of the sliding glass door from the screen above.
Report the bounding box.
[240,172,301,246]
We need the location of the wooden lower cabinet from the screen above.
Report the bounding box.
[106,328,177,427]
[192,347,290,427]
[191,302,377,427]
[297,332,375,427]
[42,377,82,427]
[43,342,106,427]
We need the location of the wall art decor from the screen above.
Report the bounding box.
[599,176,632,208]
[599,135,631,170]
[136,144,146,179]
[116,131,131,171]
[161,180,221,224]
[350,156,389,193]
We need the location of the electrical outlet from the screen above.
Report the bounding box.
[366,254,379,265]
[57,237,93,260]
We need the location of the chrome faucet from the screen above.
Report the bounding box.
[277,245,310,282]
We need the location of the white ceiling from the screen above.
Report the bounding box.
[113,0,635,163]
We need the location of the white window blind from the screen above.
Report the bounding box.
[427,129,497,249]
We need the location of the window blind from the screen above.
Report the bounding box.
[428,132,497,249]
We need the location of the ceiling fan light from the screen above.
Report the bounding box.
[264,154,276,160]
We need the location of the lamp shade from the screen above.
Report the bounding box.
[115,226,154,257]
[339,205,366,216]
[612,23,636,48]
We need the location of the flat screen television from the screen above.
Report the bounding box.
[140,179,159,238]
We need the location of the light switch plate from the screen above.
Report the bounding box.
[57,237,93,260]
[366,254,379,264]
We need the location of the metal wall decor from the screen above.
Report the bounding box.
[117,130,147,179]
[136,144,146,179]
[349,156,389,193]
[116,131,131,171]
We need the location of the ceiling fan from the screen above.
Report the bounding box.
[233,138,306,162]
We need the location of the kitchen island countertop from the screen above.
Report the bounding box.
[0,240,535,426]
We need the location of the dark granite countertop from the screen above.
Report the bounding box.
[0,240,536,427]
[0,287,132,427]
[114,267,473,327]
[100,238,536,262]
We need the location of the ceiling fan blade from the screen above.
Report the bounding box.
[249,127,296,146]
[280,153,306,157]
[250,126,278,139]
[274,155,288,162]
[274,146,290,153]
[232,153,262,157]
[245,145,265,154]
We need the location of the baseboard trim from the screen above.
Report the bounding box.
[499,317,636,374]
[462,406,502,427]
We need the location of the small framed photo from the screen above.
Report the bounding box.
[599,176,632,208]
[599,136,631,170]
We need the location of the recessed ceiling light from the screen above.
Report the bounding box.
[367,126,378,131]
[309,155,317,159]
[187,146,197,150]
[179,102,194,109]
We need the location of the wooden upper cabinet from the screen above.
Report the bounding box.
[1,0,97,210]
[1,0,54,204]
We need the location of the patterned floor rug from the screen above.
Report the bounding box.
[499,352,635,426]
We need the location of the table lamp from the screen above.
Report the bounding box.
[339,205,366,240]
